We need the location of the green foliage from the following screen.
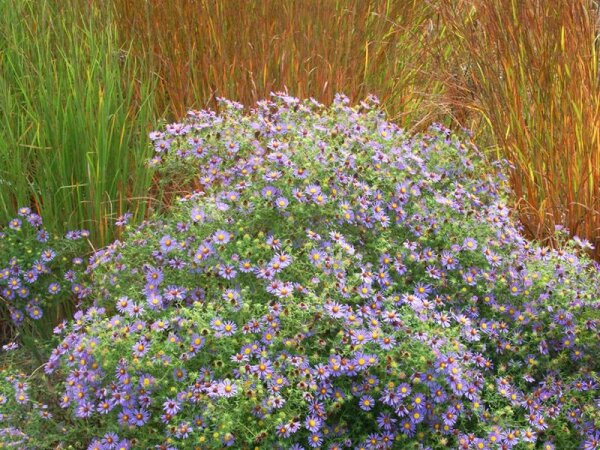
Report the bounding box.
[0,0,158,247]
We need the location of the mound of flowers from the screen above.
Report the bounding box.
[31,94,600,449]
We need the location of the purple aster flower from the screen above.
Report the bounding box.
[398,383,411,398]
[146,292,163,310]
[131,408,149,427]
[262,186,279,199]
[28,305,42,319]
[218,379,238,397]
[14,390,28,405]
[101,432,119,449]
[222,288,241,304]
[189,334,205,350]
[97,400,113,414]
[23,270,38,283]
[308,432,323,448]
[174,422,193,439]
[163,285,187,302]
[48,282,60,295]
[222,433,235,447]
[378,335,396,350]
[359,395,375,411]
[163,398,181,416]
[145,268,163,284]
[463,237,478,251]
[225,141,239,153]
[504,430,519,446]
[324,301,348,319]
[7,277,21,290]
[582,432,600,450]
[173,367,187,382]
[194,242,214,262]
[253,359,274,379]
[213,230,231,245]
[27,214,43,226]
[88,439,102,450]
[399,420,415,436]
[274,282,294,298]
[115,296,131,313]
[153,138,170,152]
[114,440,130,450]
[115,212,133,226]
[472,438,488,450]
[305,415,322,433]
[409,408,424,424]
[190,207,205,223]
[127,302,144,318]
[221,320,237,336]
[159,235,177,253]
[210,317,225,332]
[239,259,253,272]
[218,264,237,280]
[275,196,289,209]
[8,218,22,230]
[2,342,18,352]
[441,251,458,269]
[10,309,23,325]
[357,283,372,298]
[376,412,396,431]
[76,400,94,418]
[275,423,292,439]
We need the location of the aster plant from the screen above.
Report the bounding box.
[0,207,89,335]
[0,364,61,448]
[23,94,600,449]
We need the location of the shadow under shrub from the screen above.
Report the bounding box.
[7,95,598,449]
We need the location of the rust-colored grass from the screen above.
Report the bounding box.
[113,0,448,129]
[440,0,600,256]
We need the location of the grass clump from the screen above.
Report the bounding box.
[439,0,600,257]
[0,0,157,247]
[114,0,446,128]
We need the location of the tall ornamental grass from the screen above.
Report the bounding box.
[0,0,157,247]
[439,0,600,258]
[113,0,448,129]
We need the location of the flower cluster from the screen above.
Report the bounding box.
[39,94,600,449]
[0,365,57,448]
[0,208,89,327]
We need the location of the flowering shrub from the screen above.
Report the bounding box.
[41,95,599,449]
[0,208,89,329]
